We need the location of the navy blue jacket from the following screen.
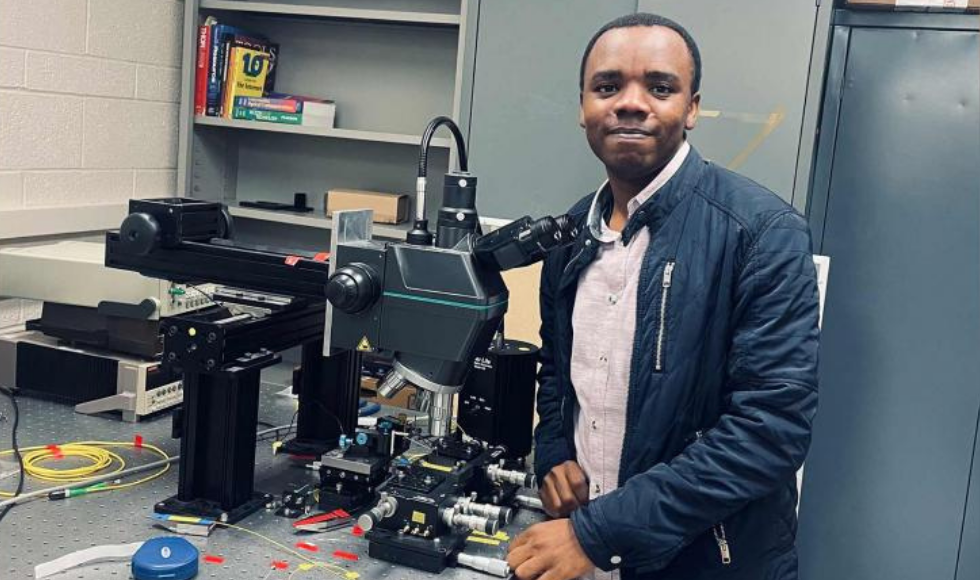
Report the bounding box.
[533,147,820,580]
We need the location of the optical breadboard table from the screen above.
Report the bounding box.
[0,365,542,580]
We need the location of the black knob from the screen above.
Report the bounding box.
[326,263,380,314]
[218,206,235,240]
[119,212,161,256]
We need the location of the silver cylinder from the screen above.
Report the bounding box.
[514,494,544,511]
[457,497,513,525]
[416,177,427,221]
[429,392,454,438]
[377,370,409,399]
[456,553,511,578]
[486,464,536,489]
[357,494,397,532]
[441,507,498,535]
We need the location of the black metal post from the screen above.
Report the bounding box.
[284,344,362,456]
[156,350,279,523]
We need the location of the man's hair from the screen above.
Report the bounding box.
[579,13,702,95]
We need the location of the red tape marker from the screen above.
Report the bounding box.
[285,255,301,266]
[313,252,329,262]
[271,560,289,570]
[134,435,143,449]
[351,525,364,537]
[46,445,64,460]
[295,541,319,553]
[295,508,350,527]
[203,555,225,564]
[332,550,358,562]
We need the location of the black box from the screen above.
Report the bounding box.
[458,340,539,459]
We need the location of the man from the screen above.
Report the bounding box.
[507,13,819,580]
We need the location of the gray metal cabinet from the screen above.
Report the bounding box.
[464,0,635,219]
[465,0,828,219]
[959,431,980,580]
[638,0,821,206]
[799,13,980,580]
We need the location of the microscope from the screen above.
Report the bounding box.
[325,116,577,438]
[322,116,577,573]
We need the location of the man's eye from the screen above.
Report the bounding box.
[595,84,618,94]
[650,84,673,96]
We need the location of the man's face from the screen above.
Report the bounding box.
[580,26,700,182]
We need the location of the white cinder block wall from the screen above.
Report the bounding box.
[0,0,184,330]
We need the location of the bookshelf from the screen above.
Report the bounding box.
[176,0,475,243]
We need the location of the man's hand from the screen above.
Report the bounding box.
[507,519,595,580]
[539,460,589,518]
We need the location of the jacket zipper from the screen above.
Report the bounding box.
[562,242,589,277]
[713,523,732,565]
[693,430,732,566]
[655,261,675,372]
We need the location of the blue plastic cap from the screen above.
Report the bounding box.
[132,536,199,580]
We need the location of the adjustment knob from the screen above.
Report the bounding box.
[326,263,380,314]
[119,212,161,256]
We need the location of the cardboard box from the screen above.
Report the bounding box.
[844,0,978,11]
[325,189,409,224]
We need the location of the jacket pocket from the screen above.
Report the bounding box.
[654,260,676,373]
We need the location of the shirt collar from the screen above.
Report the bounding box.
[586,140,691,243]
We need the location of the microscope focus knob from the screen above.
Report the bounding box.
[326,263,380,314]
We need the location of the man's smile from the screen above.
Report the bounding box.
[607,126,656,142]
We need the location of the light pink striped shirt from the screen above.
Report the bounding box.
[571,142,689,579]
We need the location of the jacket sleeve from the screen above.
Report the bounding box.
[570,210,820,572]
[533,255,574,486]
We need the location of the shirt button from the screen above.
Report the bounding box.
[610,555,622,566]
[599,355,607,362]
[594,482,601,494]
[607,294,618,304]
[591,419,597,430]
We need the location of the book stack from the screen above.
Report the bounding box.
[194,17,279,118]
[193,18,336,129]
[232,93,336,128]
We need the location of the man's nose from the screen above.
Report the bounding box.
[613,82,651,118]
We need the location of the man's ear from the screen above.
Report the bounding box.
[578,98,585,129]
[685,93,701,131]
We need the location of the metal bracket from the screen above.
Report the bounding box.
[323,209,374,357]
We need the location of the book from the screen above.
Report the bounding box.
[262,44,279,95]
[217,33,272,117]
[206,24,273,116]
[232,108,302,125]
[206,24,247,116]
[193,18,215,116]
[233,96,301,113]
[222,47,272,119]
[267,93,336,128]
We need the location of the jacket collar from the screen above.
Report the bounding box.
[558,146,707,293]
[620,145,705,245]
[585,141,691,244]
